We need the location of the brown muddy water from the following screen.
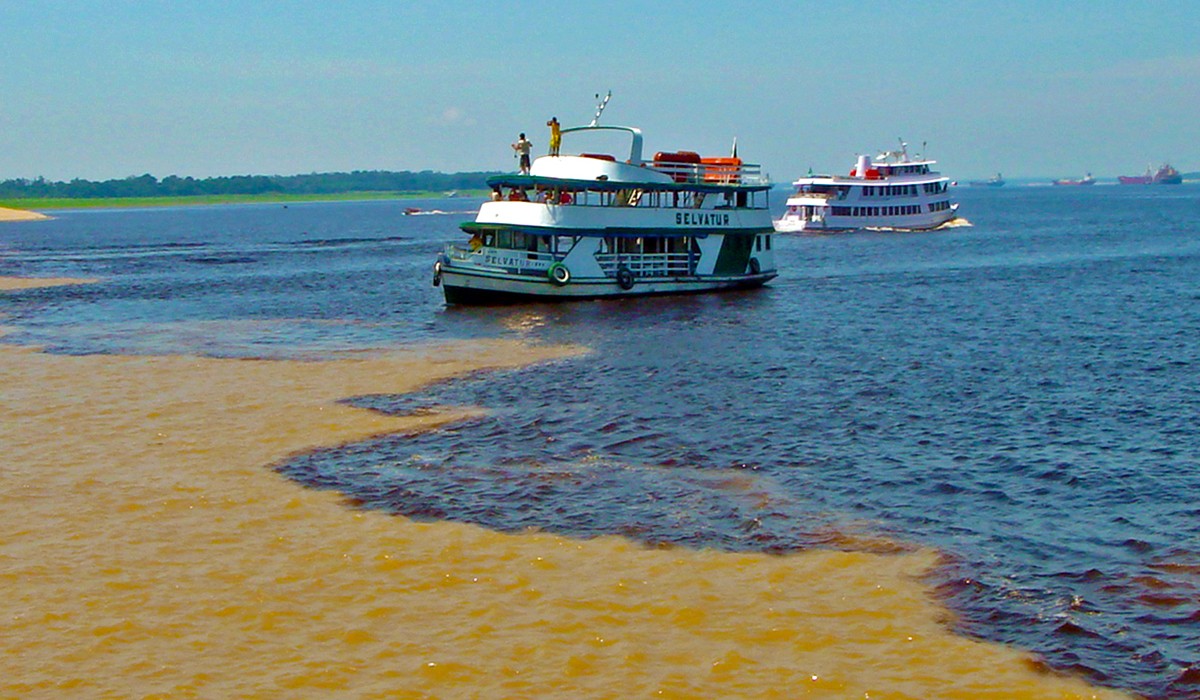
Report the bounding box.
[0,276,1128,698]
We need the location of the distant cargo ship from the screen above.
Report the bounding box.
[1053,173,1096,186]
[1118,164,1182,185]
[968,173,1005,187]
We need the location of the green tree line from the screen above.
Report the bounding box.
[0,170,504,199]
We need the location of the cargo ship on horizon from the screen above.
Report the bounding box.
[969,173,1005,187]
[1118,163,1182,185]
[1053,173,1096,186]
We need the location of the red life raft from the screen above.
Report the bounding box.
[654,151,701,182]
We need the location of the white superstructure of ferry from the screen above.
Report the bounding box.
[775,142,959,233]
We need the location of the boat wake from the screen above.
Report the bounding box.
[404,209,477,216]
[936,216,973,229]
[864,217,973,233]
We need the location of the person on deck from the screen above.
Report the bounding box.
[547,117,561,156]
[512,133,532,175]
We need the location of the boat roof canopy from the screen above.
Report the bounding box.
[560,124,645,164]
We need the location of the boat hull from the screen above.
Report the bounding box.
[774,206,959,233]
[439,267,776,304]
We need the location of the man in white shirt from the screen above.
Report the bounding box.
[511,133,532,174]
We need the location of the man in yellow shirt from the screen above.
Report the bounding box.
[547,117,561,156]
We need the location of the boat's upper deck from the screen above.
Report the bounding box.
[793,144,947,187]
[488,170,772,196]
[507,122,768,192]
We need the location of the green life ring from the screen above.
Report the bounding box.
[548,263,571,286]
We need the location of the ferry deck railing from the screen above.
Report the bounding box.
[646,161,767,186]
[789,190,837,201]
[447,245,694,278]
[595,252,693,277]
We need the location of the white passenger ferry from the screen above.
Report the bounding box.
[774,142,959,233]
[433,97,776,304]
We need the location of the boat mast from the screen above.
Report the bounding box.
[590,90,612,126]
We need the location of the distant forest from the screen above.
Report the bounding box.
[0,170,505,199]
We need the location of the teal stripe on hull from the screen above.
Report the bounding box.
[442,275,775,305]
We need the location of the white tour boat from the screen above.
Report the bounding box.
[774,141,959,233]
[433,97,776,304]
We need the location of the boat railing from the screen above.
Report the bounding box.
[647,161,767,186]
[788,189,835,200]
[445,245,472,262]
[595,251,693,277]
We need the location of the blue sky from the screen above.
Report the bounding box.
[3,1,1198,182]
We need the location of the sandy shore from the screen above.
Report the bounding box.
[0,276,98,291]
[0,277,1131,698]
[0,206,50,222]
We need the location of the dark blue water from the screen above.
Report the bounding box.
[4,187,1200,697]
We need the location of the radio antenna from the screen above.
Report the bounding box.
[590,90,612,126]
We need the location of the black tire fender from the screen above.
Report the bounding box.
[616,266,635,290]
